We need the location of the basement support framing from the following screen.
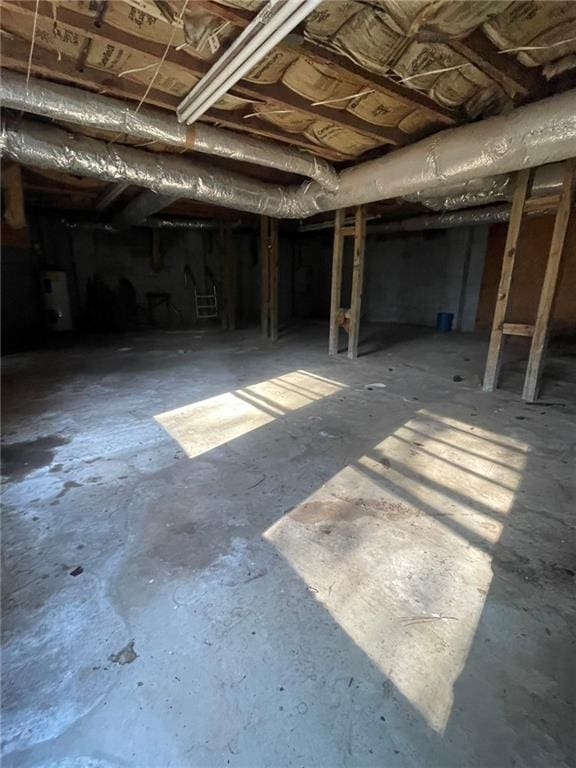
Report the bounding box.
[483,159,575,401]
[260,216,279,341]
[329,206,367,360]
[220,222,236,331]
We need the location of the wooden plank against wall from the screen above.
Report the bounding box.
[347,206,367,360]
[328,209,346,356]
[482,169,531,392]
[523,161,575,401]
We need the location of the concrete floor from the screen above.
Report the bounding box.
[2,324,575,768]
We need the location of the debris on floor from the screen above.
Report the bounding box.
[109,641,138,666]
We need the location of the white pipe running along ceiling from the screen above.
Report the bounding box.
[1,88,576,219]
[177,0,322,125]
[0,71,338,191]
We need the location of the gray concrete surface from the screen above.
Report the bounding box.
[2,324,575,768]
[296,226,489,331]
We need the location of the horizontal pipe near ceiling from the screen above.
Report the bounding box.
[0,71,338,191]
[2,89,576,219]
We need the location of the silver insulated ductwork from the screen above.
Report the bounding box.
[405,162,566,211]
[0,118,308,218]
[0,71,338,192]
[1,79,576,219]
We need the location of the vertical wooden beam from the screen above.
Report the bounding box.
[523,161,574,401]
[220,222,236,330]
[328,209,346,356]
[260,216,279,340]
[482,169,531,392]
[151,228,163,272]
[269,217,279,342]
[260,215,270,339]
[347,205,367,360]
[2,163,26,229]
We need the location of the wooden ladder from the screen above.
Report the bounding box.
[483,159,574,401]
[329,205,367,359]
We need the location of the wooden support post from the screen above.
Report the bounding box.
[328,209,345,356]
[523,161,574,401]
[260,216,279,340]
[260,216,270,339]
[151,228,163,272]
[220,222,236,331]
[2,163,26,230]
[269,217,279,342]
[347,205,367,360]
[482,169,531,392]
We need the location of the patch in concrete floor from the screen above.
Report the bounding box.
[1,584,127,754]
[1,435,70,479]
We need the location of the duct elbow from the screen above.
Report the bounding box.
[309,157,339,193]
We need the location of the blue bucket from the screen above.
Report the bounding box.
[436,312,454,332]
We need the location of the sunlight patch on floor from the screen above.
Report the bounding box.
[154,370,345,459]
[264,409,528,734]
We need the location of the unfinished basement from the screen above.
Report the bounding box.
[1,1,575,767]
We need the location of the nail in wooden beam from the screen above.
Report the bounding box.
[347,205,367,360]
[329,209,346,356]
[523,160,574,402]
[482,169,531,392]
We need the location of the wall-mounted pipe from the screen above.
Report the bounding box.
[368,201,561,234]
[297,205,514,234]
[2,88,576,219]
[114,193,180,228]
[0,71,338,191]
[60,216,241,230]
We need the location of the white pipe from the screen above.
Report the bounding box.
[0,71,338,191]
[178,0,298,116]
[178,0,321,124]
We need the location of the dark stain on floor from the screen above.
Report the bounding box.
[1,435,70,479]
[56,480,83,499]
[291,498,416,524]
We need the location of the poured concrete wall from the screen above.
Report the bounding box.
[363,226,488,331]
[40,223,263,332]
[1,222,45,353]
[295,225,488,331]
